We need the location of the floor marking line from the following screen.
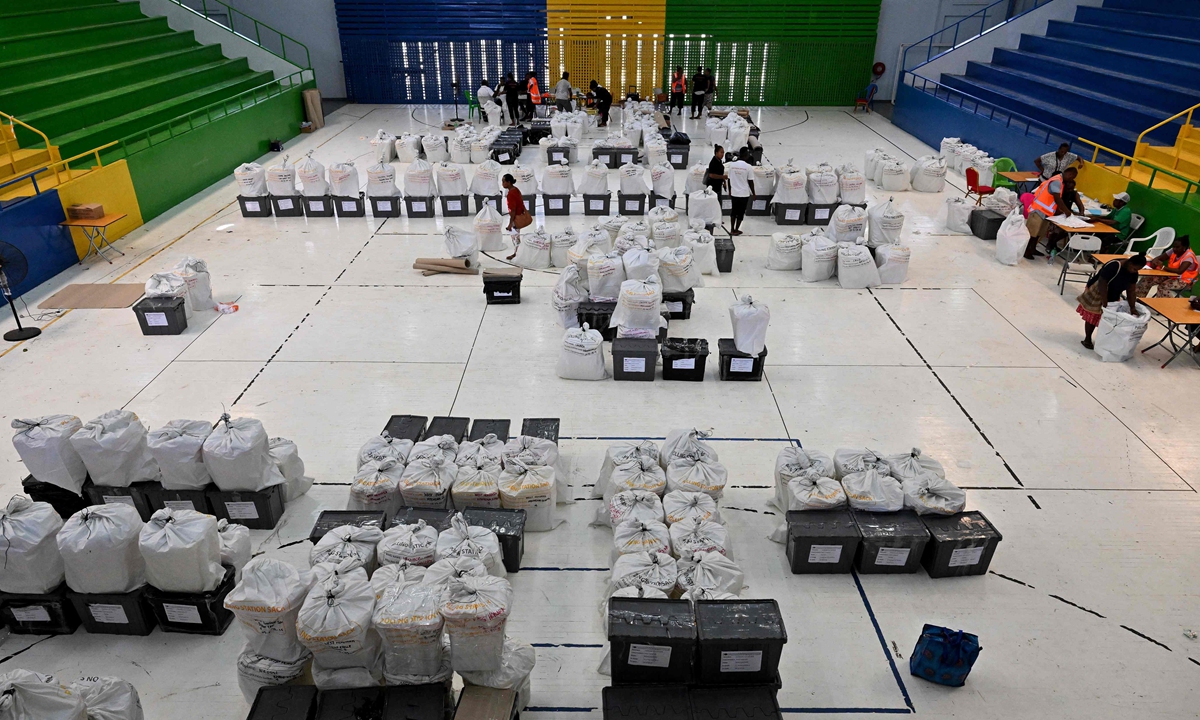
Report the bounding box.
[520,566,608,572]
[989,571,1035,588]
[1189,657,1200,667]
[1027,495,1041,509]
[559,436,797,443]
[1048,594,1106,619]
[851,570,916,712]
[529,643,604,648]
[525,707,596,713]
[1120,625,1171,652]
[0,636,55,667]
[448,303,488,415]
[780,710,913,715]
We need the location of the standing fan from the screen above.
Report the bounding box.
[0,240,40,342]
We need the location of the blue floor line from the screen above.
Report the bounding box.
[852,570,916,713]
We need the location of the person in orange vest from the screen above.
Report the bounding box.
[670,66,686,116]
[1138,234,1197,297]
[1024,166,1077,260]
[524,72,541,121]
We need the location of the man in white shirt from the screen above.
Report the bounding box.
[1035,142,1081,180]
[477,80,494,122]
[725,149,755,235]
[553,72,574,112]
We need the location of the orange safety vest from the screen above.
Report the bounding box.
[1031,173,1062,216]
[672,73,685,92]
[1167,247,1199,284]
[528,77,541,103]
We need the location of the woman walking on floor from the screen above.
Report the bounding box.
[503,173,532,260]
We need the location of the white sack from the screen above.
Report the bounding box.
[875,244,912,284]
[218,519,251,579]
[404,159,436,197]
[902,472,967,516]
[298,152,328,197]
[69,677,143,720]
[436,513,505,577]
[619,163,650,196]
[884,448,946,483]
[1095,305,1151,362]
[880,161,910,192]
[910,155,947,193]
[651,163,674,198]
[296,565,381,677]
[378,520,439,567]
[600,489,664,528]
[658,246,704,292]
[146,420,212,491]
[767,233,803,271]
[421,556,487,588]
[328,162,360,196]
[676,550,744,595]
[235,651,309,703]
[373,575,445,678]
[729,295,770,355]
[70,410,159,488]
[771,447,836,511]
[772,164,808,205]
[684,163,707,195]
[594,441,660,499]
[995,207,1030,266]
[366,162,399,197]
[587,253,626,301]
[867,198,905,248]
[945,197,973,234]
[800,233,838,282]
[371,129,397,162]
[224,557,315,662]
[661,428,718,467]
[754,162,777,197]
[499,460,557,532]
[552,264,589,329]
[833,447,883,479]
[474,205,506,252]
[269,437,312,503]
[440,575,513,672]
[202,414,285,492]
[612,276,662,330]
[435,162,469,196]
[558,324,607,380]
[445,227,480,265]
[837,241,881,289]
[665,456,728,499]
[0,496,65,594]
[842,464,904,512]
[348,459,404,516]
[400,455,457,509]
[0,670,86,720]
[172,256,214,312]
[234,162,267,196]
[396,134,422,163]
[578,160,611,196]
[139,508,224,593]
[610,551,678,594]
[838,168,866,205]
[459,638,536,712]
[621,247,659,282]
[551,228,577,268]
[423,134,449,163]
[662,490,721,525]
[358,435,413,468]
[830,204,869,244]
[684,230,719,275]
[310,525,385,574]
[652,221,680,249]
[57,504,145,594]
[471,160,503,196]
[688,188,721,225]
[266,156,297,196]
[512,164,537,196]
[512,229,552,270]
[613,519,671,557]
[542,163,575,196]
[807,167,838,205]
[669,517,731,558]
[452,456,503,509]
[11,415,87,493]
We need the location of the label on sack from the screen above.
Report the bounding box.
[875,547,911,567]
[621,154,634,164]
[671,154,683,164]
[590,200,605,210]
[625,200,639,211]
[807,544,842,564]
[672,358,696,370]
[498,153,510,162]
[341,201,357,212]
[785,209,801,220]
[949,546,984,567]
[89,604,129,625]
[377,200,393,212]
[163,603,203,624]
[412,201,427,213]
[164,500,198,512]
[103,495,137,507]
[144,312,169,327]
[719,651,763,673]
[11,606,50,623]
[623,357,646,373]
[666,301,684,313]
[244,201,261,212]
[277,198,294,210]
[308,201,323,212]
[628,644,672,668]
[549,199,563,210]
[815,208,831,220]
[225,501,260,520]
[447,200,462,211]
[730,357,755,373]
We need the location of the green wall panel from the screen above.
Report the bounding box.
[664,0,880,40]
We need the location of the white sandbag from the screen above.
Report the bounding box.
[69,676,143,720]
[552,264,589,329]
[578,160,611,196]
[729,295,769,355]
[650,163,674,199]
[610,551,678,594]
[658,246,704,292]
[652,221,680,249]
[311,525,385,574]
[400,455,457,509]
[348,459,405,516]
[172,256,214,312]
[396,134,422,163]
[296,565,381,679]
[421,556,487,588]
[266,156,297,196]
[683,163,707,195]
[910,155,947,193]
[786,472,847,511]
[864,149,887,182]
[676,550,744,595]
[235,651,309,703]
[939,137,961,157]
[371,129,397,162]
[647,205,679,226]
[972,155,995,187]
[830,204,867,243]
[358,434,413,468]
[558,323,607,380]
[143,271,186,301]
[218,519,251,579]
[619,163,650,196]
[615,222,651,251]
[11,415,87,493]
[453,456,503,509]
[471,160,503,196]
[542,163,575,196]
[707,121,728,146]
[0,670,86,720]
[69,410,159,488]
[0,496,65,594]
[598,215,629,241]
[613,519,671,557]
[587,253,626,301]
[435,162,469,196]
[451,136,473,164]
[445,227,480,266]
[833,447,883,479]
[771,447,836,511]
[944,196,973,234]
[684,229,719,275]
[422,134,449,163]
[982,186,1019,216]
[328,162,360,196]
[806,167,838,205]
[474,205,506,252]
[139,508,223,593]
[225,557,315,661]
[995,206,1030,266]
[373,574,445,678]
[902,472,967,516]
[499,460,557,532]
[235,162,267,196]
[842,463,904,512]
[773,164,808,205]
[594,441,660,499]
[688,188,721,225]
[459,638,536,711]
[600,489,665,528]
[753,162,777,197]
[202,414,285,492]
[645,143,668,169]
[512,164,537,196]
[661,428,718,467]
[867,198,905,248]
[621,246,661,284]
[57,504,145,594]
[551,228,577,268]
[1095,305,1151,362]
[884,448,945,483]
[566,119,584,141]
[404,158,436,197]
[436,513,506,577]
[665,456,728,499]
[838,168,866,205]
[512,229,552,270]
[440,575,513,672]
[568,229,611,281]
[370,562,426,597]
[297,152,328,197]
[662,490,721,525]
[669,517,731,558]
[800,233,838,282]
[366,162,399,197]
[880,161,910,192]
[875,244,911,284]
[612,276,662,329]
[269,437,311,502]
[378,521,439,567]
[837,240,881,289]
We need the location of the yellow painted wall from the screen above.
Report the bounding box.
[54,159,143,260]
[1076,161,1130,205]
[548,1,667,96]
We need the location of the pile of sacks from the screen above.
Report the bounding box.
[762,203,910,286]
[621,105,661,147]
[0,669,144,720]
[450,124,506,164]
[940,137,995,187]
[864,149,911,192]
[550,111,587,143]
[350,430,569,530]
[10,411,313,502]
[705,114,753,155]
[142,255,215,316]
[767,159,865,207]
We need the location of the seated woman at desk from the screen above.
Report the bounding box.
[1137,235,1196,298]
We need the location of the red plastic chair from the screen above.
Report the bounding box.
[965,167,995,205]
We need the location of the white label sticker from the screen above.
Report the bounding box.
[730,357,755,373]
[815,208,831,220]
[164,499,198,512]
[875,547,911,567]
[719,650,763,673]
[672,358,696,370]
[625,200,639,211]
[622,357,646,373]
[411,201,427,213]
[628,644,672,668]
[447,199,462,212]
[144,312,169,327]
[11,606,51,623]
[670,154,683,164]
[103,495,137,507]
[785,209,801,220]
[163,603,203,624]
[655,198,669,207]
[244,200,261,212]
[493,291,513,298]
[597,154,611,163]
[89,604,129,625]
[225,501,259,520]
[666,301,684,313]
[949,546,984,567]
[486,198,497,208]
[376,200,392,212]
[551,151,565,162]
[498,153,510,162]
[621,154,634,164]
[753,199,767,210]
[590,199,605,210]
[341,201,357,212]
[277,198,294,210]
[722,198,732,209]
[308,200,324,212]
[549,198,563,210]
[808,544,843,564]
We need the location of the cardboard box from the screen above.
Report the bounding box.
[67,203,104,220]
[454,685,517,720]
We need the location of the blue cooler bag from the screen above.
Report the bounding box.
[910,624,981,687]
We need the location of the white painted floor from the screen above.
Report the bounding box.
[2,105,1198,720]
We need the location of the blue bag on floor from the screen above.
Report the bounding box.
[909,624,981,687]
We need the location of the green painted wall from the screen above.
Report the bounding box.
[1127,181,1200,254]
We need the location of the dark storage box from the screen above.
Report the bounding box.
[613,338,658,381]
[651,193,676,210]
[271,195,304,217]
[84,481,156,521]
[690,686,781,720]
[392,506,455,532]
[970,208,1004,240]
[773,203,806,225]
[547,146,571,165]
[807,203,837,225]
[315,688,385,720]
[370,196,403,217]
[469,419,511,443]
[578,300,617,341]
[144,484,213,515]
[853,509,931,574]
[662,289,694,320]
[602,685,691,720]
[21,475,88,519]
[522,195,537,215]
[543,194,571,215]
[715,238,735,273]
[463,507,526,573]
[68,586,156,636]
[584,193,612,216]
[474,194,502,214]
[747,196,771,216]
[493,145,519,165]
[695,599,787,685]
[310,510,389,543]
[0,583,80,635]
[441,195,470,217]
[609,597,697,685]
[718,338,766,381]
[619,193,647,216]
[134,296,187,336]
[382,414,429,443]
[206,483,285,530]
[381,684,446,720]
[661,339,709,382]
[303,195,334,217]
[593,148,616,168]
[145,566,235,635]
[247,686,318,720]
[334,193,366,217]
[666,146,690,169]
[425,416,471,442]
[785,509,861,574]
[720,195,732,216]
[238,195,271,217]
[405,196,436,218]
[484,275,522,304]
[920,511,1002,578]
[520,418,560,444]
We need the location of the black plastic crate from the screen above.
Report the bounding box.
[772,203,806,225]
[392,506,455,532]
[614,149,638,167]
[920,511,1002,578]
[662,290,694,320]
[0,583,80,635]
[547,146,571,165]
[661,339,709,382]
[602,685,691,720]
[747,196,771,216]
[309,510,389,543]
[474,194,502,214]
[520,194,537,215]
[145,566,235,635]
[382,414,429,443]
[303,195,335,217]
[425,416,471,443]
[609,597,697,685]
[469,419,511,443]
[68,586,156,636]
[133,296,187,336]
[806,203,837,226]
[144,484,213,515]
[578,301,617,340]
[690,686,781,720]
[405,196,436,218]
[717,339,766,381]
[695,599,786,685]
[584,193,612,216]
[719,195,732,216]
[316,688,385,720]
[619,193,646,216]
[21,475,89,519]
[271,195,304,217]
[484,275,522,305]
[785,509,861,574]
[462,507,526,574]
[613,338,658,381]
[592,148,616,168]
[370,195,403,217]
[970,208,1004,240]
[247,686,318,720]
[84,480,156,521]
[667,146,690,169]
[381,684,445,720]
[441,195,470,217]
[238,195,271,217]
[492,145,519,165]
[521,418,560,444]
[651,193,676,210]
[543,194,571,215]
[206,484,285,530]
[334,193,366,217]
[715,238,735,273]
[853,510,931,575]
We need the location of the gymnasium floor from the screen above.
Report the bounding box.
[1,105,1198,720]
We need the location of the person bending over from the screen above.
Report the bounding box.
[1076,254,1145,350]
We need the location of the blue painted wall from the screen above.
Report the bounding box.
[1,191,77,298]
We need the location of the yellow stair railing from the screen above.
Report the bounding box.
[1134,102,1200,172]
[1079,137,1200,204]
[0,110,60,182]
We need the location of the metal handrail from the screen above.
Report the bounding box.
[0,111,58,186]
[904,73,1074,147]
[1134,101,1200,170]
[0,167,48,197]
[1077,137,1199,205]
[170,0,312,71]
[901,0,1056,76]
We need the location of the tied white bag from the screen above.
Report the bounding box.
[143,272,186,306]
[658,246,704,292]
[11,415,87,493]
[608,456,667,498]
[372,129,397,162]
[944,196,974,234]
[884,447,946,483]
[610,551,678,594]
[70,677,144,720]
[453,456,503,509]
[806,167,838,205]
[423,134,449,163]
[837,240,881,289]
[0,496,65,594]
[594,441,660,498]
[296,565,382,679]
[684,229,719,275]
[269,437,312,502]
[1094,305,1150,362]
[541,163,575,196]
[422,556,487,588]
[910,155,947,193]
[436,162,469,196]
[665,455,728,499]
[578,160,611,196]
[70,410,159,488]
[587,253,626,301]
[173,256,214,312]
[512,164,537,196]
[995,206,1030,266]
[875,244,911,284]
[662,490,721,525]
[682,587,738,603]
[684,163,707,195]
[235,651,309,703]
[661,428,718,467]
[801,231,838,282]
[348,459,405,516]
[499,459,557,532]
[0,670,87,720]
[771,447,836,511]
[651,163,674,199]
[440,575,513,672]
[411,434,459,464]
[224,557,315,661]
[982,186,1019,216]
[864,149,887,181]
[57,504,145,594]
[405,158,436,197]
[445,227,480,265]
[688,188,721,225]
[471,160,503,197]
[619,163,650,195]
[328,162,360,196]
[786,471,847,511]
[400,455,457,509]
[881,160,910,192]
[729,295,770,355]
[557,323,607,380]
[652,221,680,249]
[396,133,422,162]
[768,233,804,270]
[867,198,905,248]
[457,434,506,466]
[754,162,777,197]
[436,513,506,576]
[902,471,967,515]
[370,562,426,597]
[460,638,537,712]
[475,205,506,252]
[648,205,680,226]
[599,214,629,241]
[772,163,808,205]
[366,162,399,197]
[218,519,251,579]
[552,264,589,329]
[266,156,297,196]
[833,447,884,479]
[676,550,744,595]
[311,525,385,573]
[612,276,663,330]
[297,151,328,196]
[234,162,267,196]
[451,136,473,164]
[830,204,867,243]
[378,520,439,566]
[841,462,904,512]
[358,434,413,468]
[838,166,867,205]
[139,508,224,593]
[202,414,286,492]
[373,576,445,678]
[669,517,731,558]
[613,519,671,557]
[569,229,610,280]
[551,228,577,268]
[602,489,665,528]
[512,229,552,270]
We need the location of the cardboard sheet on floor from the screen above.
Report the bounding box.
[39,284,146,309]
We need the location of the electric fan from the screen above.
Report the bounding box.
[0,240,41,342]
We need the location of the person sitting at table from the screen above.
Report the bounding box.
[1044,178,1089,254]
[1024,166,1078,259]
[1093,191,1133,247]
[1035,142,1082,181]
[1137,235,1196,298]
[1076,254,1146,350]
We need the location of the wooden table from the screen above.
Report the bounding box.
[60,213,127,264]
[997,171,1040,192]
[1048,217,1121,235]
[1139,297,1200,368]
[1091,254,1177,277]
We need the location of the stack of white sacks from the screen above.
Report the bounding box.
[141,256,215,317]
[768,446,966,541]
[939,137,995,187]
[0,669,144,720]
[620,103,661,148]
[705,113,753,155]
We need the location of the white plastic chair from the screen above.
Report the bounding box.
[1130,213,1145,234]
[1058,234,1102,295]
[1121,226,1174,255]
